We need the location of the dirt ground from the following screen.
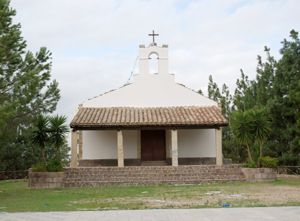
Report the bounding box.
[71,179,300,209]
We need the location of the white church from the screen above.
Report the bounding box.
[70,32,227,168]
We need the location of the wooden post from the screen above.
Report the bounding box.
[215,128,223,166]
[171,129,178,166]
[70,130,78,168]
[117,130,124,167]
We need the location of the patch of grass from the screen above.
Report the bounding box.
[0,178,300,212]
[273,177,300,186]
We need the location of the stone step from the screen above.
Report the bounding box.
[64,171,244,176]
[64,177,246,187]
[141,161,168,166]
[63,165,245,186]
[65,173,244,177]
[65,171,244,176]
[65,166,242,171]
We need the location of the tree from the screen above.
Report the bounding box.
[208,74,221,102]
[254,47,276,107]
[207,75,233,117]
[0,0,60,171]
[48,115,69,160]
[31,114,69,171]
[269,30,300,162]
[230,110,254,163]
[203,30,300,166]
[206,75,244,162]
[230,108,271,166]
[31,115,49,164]
[233,69,256,111]
[250,109,271,160]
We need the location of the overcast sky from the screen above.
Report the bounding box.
[11,0,300,122]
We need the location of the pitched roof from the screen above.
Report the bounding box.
[70,106,227,129]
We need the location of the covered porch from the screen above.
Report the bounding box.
[70,106,227,167]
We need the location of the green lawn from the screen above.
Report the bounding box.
[0,178,300,212]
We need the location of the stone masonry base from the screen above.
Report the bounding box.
[241,168,277,181]
[28,170,64,188]
[28,165,277,188]
[63,165,246,187]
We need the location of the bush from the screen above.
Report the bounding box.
[260,156,278,168]
[245,160,257,168]
[46,159,63,172]
[31,162,47,172]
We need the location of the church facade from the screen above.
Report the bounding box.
[70,36,227,168]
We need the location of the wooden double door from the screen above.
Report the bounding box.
[141,130,166,161]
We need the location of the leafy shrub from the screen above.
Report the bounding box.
[31,162,47,172]
[245,160,257,168]
[260,156,278,168]
[46,159,63,172]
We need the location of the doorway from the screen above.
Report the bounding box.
[141,130,166,161]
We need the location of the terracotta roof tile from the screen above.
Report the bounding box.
[70,106,228,129]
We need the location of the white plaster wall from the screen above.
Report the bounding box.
[139,45,169,75]
[123,130,138,158]
[82,74,216,107]
[82,130,116,159]
[178,129,216,158]
[82,130,138,159]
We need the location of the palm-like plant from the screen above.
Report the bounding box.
[230,111,254,162]
[231,108,271,166]
[31,115,49,164]
[48,115,68,160]
[249,108,271,159]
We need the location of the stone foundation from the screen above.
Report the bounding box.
[28,170,64,188]
[64,165,245,187]
[28,165,248,188]
[241,168,276,181]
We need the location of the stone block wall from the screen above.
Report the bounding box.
[28,170,64,188]
[64,165,245,187]
[241,168,276,181]
[29,165,272,188]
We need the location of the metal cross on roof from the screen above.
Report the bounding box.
[148,30,159,44]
